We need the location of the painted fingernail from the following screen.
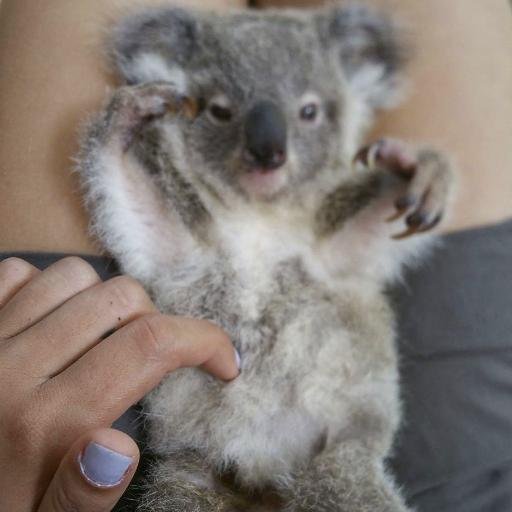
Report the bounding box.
[235,349,242,371]
[79,442,133,488]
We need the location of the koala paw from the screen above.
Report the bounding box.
[354,138,454,239]
[106,82,199,152]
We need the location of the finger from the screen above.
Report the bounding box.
[0,257,101,339]
[7,276,156,379]
[38,429,139,512]
[46,314,240,428]
[0,258,40,309]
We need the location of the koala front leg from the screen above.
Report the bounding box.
[92,82,197,153]
[317,139,454,283]
[281,441,410,512]
[353,138,454,238]
[136,450,251,512]
[76,83,205,284]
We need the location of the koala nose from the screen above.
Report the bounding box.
[244,100,287,171]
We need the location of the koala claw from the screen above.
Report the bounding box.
[354,138,453,239]
[353,138,417,176]
[107,82,198,152]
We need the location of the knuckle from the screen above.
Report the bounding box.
[4,397,47,457]
[0,257,36,281]
[52,257,100,289]
[129,314,174,361]
[106,276,152,313]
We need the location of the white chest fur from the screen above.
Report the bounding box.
[214,206,315,312]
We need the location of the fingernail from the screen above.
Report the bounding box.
[235,349,242,371]
[79,442,133,488]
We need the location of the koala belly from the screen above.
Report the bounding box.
[144,283,400,487]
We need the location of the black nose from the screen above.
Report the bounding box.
[244,100,287,171]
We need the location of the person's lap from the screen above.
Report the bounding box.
[390,218,512,511]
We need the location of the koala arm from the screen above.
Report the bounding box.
[315,139,454,283]
[76,83,209,288]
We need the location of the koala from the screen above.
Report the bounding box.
[77,4,453,512]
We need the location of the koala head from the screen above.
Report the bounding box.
[112,5,406,201]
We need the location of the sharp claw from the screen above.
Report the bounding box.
[392,226,420,240]
[162,94,181,114]
[396,195,417,211]
[181,97,200,119]
[386,195,418,223]
[392,212,444,239]
[406,211,428,228]
[393,210,427,239]
[419,213,443,232]
[366,141,383,170]
[386,210,406,223]
[158,93,198,119]
[352,146,370,169]
[353,141,386,171]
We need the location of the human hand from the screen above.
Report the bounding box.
[0,257,239,511]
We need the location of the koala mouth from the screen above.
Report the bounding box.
[239,164,288,198]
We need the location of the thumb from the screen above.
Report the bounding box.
[38,429,139,512]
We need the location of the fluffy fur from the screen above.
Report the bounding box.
[77,5,453,511]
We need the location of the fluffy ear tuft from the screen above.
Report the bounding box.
[319,4,409,109]
[110,8,198,89]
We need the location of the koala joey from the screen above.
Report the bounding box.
[77,4,453,512]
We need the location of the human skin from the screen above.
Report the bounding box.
[0,256,240,511]
[255,0,512,232]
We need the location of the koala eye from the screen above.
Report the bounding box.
[208,104,233,123]
[300,102,319,122]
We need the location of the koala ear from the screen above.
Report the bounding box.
[110,8,199,90]
[318,4,408,109]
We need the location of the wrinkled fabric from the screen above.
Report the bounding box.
[389,219,512,511]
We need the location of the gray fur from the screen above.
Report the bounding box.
[76,5,453,511]
[315,170,383,236]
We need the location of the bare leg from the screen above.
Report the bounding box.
[0,0,246,254]
[253,0,512,233]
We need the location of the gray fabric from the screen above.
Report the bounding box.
[389,218,512,511]
[2,219,512,511]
